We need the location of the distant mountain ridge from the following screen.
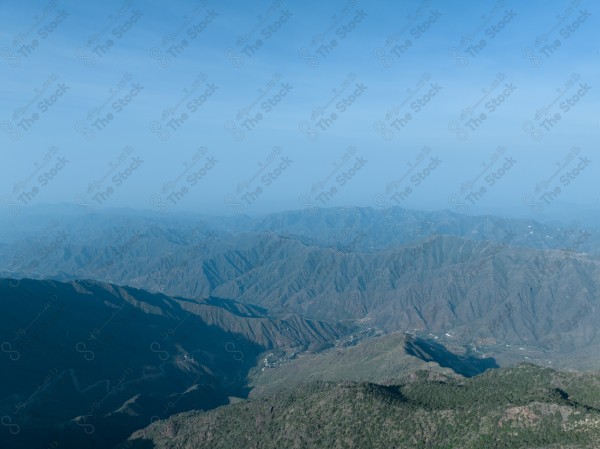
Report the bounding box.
[1,205,598,254]
[2,207,600,369]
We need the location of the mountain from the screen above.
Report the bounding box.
[3,206,600,368]
[1,206,598,275]
[119,364,600,449]
[0,278,347,449]
[205,234,600,361]
[250,206,600,253]
[248,332,498,397]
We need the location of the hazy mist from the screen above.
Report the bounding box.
[1,0,598,218]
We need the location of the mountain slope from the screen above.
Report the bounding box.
[207,234,600,361]
[119,364,600,449]
[248,332,498,397]
[0,278,346,449]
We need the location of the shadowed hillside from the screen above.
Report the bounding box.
[0,278,346,449]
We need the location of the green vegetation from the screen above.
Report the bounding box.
[249,332,497,397]
[121,364,600,449]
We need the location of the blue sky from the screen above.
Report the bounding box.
[0,0,598,220]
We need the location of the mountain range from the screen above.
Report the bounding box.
[2,207,599,368]
[2,205,600,448]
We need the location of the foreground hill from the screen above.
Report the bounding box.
[120,364,600,449]
[0,279,346,449]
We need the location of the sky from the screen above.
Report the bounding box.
[0,0,599,220]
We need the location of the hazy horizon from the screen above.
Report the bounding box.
[1,0,599,221]
[2,199,600,224]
